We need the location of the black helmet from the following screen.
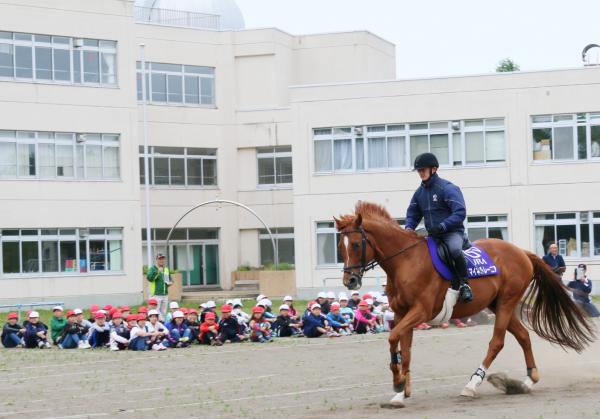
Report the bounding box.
[413,153,439,170]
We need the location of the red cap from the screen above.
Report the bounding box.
[90,304,100,313]
[95,311,106,319]
[180,307,188,315]
[358,300,369,307]
[7,312,18,320]
[66,310,76,318]
[121,305,130,312]
[307,300,316,309]
[362,293,372,300]
[109,307,118,315]
[148,298,158,305]
[111,311,123,319]
[220,304,232,313]
[205,312,216,320]
[138,306,148,313]
[137,314,147,321]
[252,306,265,314]
[330,302,341,310]
[188,308,198,315]
[125,314,137,322]
[103,304,112,311]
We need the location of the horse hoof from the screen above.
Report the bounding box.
[460,387,476,398]
[393,384,404,393]
[389,392,405,408]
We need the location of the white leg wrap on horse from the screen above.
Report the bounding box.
[389,391,405,407]
[461,365,486,397]
[429,289,459,325]
[523,376,534,390]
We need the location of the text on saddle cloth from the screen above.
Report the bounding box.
[426,237,499,281]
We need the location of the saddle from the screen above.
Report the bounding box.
[426,237,499,281]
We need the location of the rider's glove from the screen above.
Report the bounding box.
[428,224,445,236]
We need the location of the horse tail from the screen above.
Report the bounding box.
[522,251,595,353]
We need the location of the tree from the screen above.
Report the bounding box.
[496,58,520,72]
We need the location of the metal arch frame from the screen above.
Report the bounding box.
[162,199,278,278]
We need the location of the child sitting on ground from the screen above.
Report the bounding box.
[74,308,92,338]
[200,301,219,323]
[88,311,111,348]
[146,309,168,351]
[249,306,272,343]
[57,310,89,349]
[354,300,378,334]
[186,309,200,342]
[338,294,355,324]
[282,296,300,322]
[217,304,245,343]
[303,303,338,338]
[200,312,222,346]
[50,306,67,345]
[129,314,152,351]
[327,303,352,335]
[232,300,250,328]
[2,312,25,348]
[23,311,51,348]
[257,299,276,323]
[273,304,302,337]
[165,311,192,348]
[109,311,130,351]
[164,301,179,324]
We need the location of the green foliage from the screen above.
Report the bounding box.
[237,265,256,271]
[496,58,520,72]
[262,263,295,271]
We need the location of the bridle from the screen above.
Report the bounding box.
[339,226,424,280]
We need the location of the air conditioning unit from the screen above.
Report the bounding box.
[354,126,363,135]
[76,133,86,143]
[73,38,84,48]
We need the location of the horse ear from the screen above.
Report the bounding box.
[355,213,363,227]
[333,216,342,230]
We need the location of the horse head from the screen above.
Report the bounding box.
[334,212,380,290]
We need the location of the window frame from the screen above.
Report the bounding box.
[313,119,506,175]
[256,146,293,189]
[258,228,295,266]
[533,211,600,259]
[0,228,124,278]
[465,214,509,241]
[0,31,117,87]
[315,221,342,267]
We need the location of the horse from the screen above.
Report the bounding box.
[334,201,595,407]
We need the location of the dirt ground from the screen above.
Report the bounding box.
[0,320,599,419]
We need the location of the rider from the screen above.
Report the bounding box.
[404,152,474,302]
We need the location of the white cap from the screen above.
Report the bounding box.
[232,298,242,307]
[338,293,349,301]
[52,306,63,312]
[326,291,336,299]
[169,301,179,309]
[172,310,184,319]
[28,311,40,318]
[365,298,374,306]
[279,304,290,311]
[283,295,293,301]
[317,291,327,299]
[206,300,216,308]
[199,303,207,309]
[225,299,234,306]
[147,309,160,317]
[351,290,360,296]
[73,308,83,315]
[258,298,272,307]
[310,303,321,310]
[256,294,266,302]
[372,292,381,301]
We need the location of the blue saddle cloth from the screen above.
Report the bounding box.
[426,237,499,281]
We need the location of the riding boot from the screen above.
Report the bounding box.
[453,255,473,302]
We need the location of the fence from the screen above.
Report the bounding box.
[0,302,64,321]
[134,6,220,30]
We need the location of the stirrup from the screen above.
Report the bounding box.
[459,283,473,302]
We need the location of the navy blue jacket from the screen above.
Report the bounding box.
[567,279,592,303]
[302,314,327,336]
[405,173,466,233]
[542,253,565,269]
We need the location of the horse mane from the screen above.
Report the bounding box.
[337,201,411,236]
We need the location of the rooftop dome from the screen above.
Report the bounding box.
[135,0,245,30]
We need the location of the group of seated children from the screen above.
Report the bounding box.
[1,290,391,350]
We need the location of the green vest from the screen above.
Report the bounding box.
[147,265,170,296]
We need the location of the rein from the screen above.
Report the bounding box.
[340,226,424,275]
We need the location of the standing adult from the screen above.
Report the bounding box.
[542,243,566,276]
[146,253,171,317]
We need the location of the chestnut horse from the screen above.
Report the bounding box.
[335,201,595,407]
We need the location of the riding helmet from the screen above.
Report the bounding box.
[413,152,439,170]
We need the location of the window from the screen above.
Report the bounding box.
[139,146,217,187]
[0,31,117,86]
[0,228,123,276]
[137,62,215,106]
[313,119,505,173]
[0,131,120,180]
[257,146,292,187]
[259,228,294,266]
[534,211,600,258]
[532,113,600,161]
[316,222,343,266]
[465,215,508,242]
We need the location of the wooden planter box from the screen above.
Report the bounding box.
[258,270,296,297]
[142,272,183,302]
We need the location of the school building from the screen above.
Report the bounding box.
[0,0,598,307]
